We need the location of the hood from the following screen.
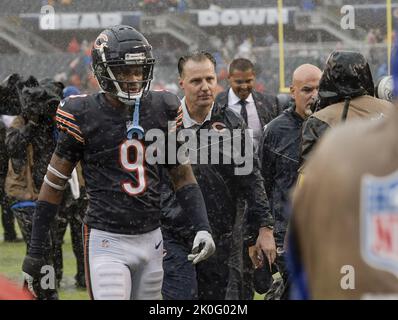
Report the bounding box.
[317,51,374,109]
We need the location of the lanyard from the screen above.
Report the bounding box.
[127,97,145,140]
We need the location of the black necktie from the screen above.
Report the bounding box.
[239,99,248,124]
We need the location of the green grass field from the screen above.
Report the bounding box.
[0,218,89,300]
[0,216,264,300]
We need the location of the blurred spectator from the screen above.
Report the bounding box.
[366,29,377,45]
[236,38,256,63]
[376,62,388,79]
[374,28,383,43]
[302,0,315,11]
[176,0,188,13]
[68,73,82,89]
[139,0,178,14]
[67,37,80,54]
[265,33,276,47]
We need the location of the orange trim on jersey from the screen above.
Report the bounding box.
[57,108,76,121]
[56,116,82,134]
[57,123,85,144]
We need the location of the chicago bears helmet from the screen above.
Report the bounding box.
[91,25,155,104]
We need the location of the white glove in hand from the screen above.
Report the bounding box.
[188,231,216,264]
[68,168,80,200]
[22,271,37,298]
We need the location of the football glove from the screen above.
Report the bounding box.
[22,255,45,299]
[188,231,216,264]
[22,255,58,300]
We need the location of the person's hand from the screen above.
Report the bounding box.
[249,245,263,269]
[188,231,216,264]
[249,245,264,269]
[256,227,276,270]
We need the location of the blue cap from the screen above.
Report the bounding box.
[63,86,81,98]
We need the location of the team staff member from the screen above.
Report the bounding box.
[216,58,282,300]
[259,64,322,299]
[216,58,281,151]
[161,51,275,300]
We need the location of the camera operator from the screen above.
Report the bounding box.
[5,76,64,300]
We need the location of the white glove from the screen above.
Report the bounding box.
[68,168,80,200]
[22,272,37,298]
[188,231,216,264]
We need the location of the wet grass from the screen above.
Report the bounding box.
[0,215,263,300]
[0,218,89,300]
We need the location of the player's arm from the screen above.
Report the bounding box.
[167,164,215,264]
[27,154,76,257]
[22,154,76,298]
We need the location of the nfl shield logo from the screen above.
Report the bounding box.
[361,171,398,277]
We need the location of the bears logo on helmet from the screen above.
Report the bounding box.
[93,33,108,51]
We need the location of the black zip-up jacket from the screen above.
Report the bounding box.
[259,106,303,243]
[300,116,329,164]
[161,102,274,245]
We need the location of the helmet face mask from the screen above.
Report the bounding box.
[91,26,155,105]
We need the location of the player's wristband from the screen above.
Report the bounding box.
[175,183,212,234]
[29,201,59,259]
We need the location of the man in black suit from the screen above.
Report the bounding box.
[215,58,282,299]
[215,58,282,152]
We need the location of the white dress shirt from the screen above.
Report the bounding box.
[227,89,262,150]
[181,97,213,130]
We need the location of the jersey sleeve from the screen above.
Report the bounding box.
[54,98,85,164]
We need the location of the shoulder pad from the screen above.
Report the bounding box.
[56,94,89,144]
[58,93,90,115]
[150,90,180,110]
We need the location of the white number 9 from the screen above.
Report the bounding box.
[119,140,146,195]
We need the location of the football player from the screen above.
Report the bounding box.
[21,25,215,300]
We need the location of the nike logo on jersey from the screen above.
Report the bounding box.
[155,240,163,250]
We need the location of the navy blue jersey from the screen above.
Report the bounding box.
[55,91,182,234]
